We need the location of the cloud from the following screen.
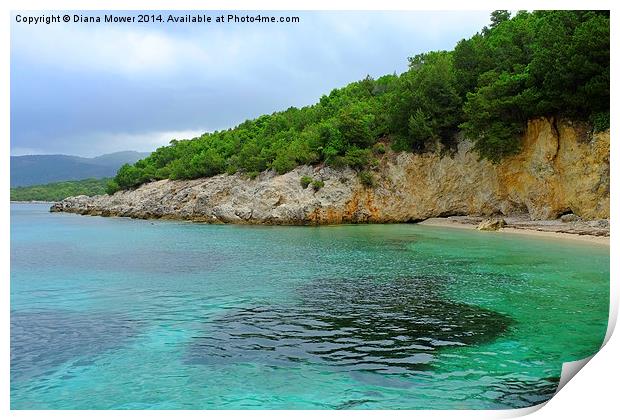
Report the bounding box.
[10,146,47,156]
[11,11,492,156]
[12,22,211,78]
[87,129,209,156]
[37,128,210,157]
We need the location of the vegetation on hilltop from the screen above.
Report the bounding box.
[108,10,609,194]
[11,178,110,202]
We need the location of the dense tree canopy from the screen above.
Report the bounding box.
[109,10,609,192]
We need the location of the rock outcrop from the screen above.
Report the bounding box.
[477,218,507,231]
[51,118,609,225]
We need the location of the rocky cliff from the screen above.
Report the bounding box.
[51,118,609,225]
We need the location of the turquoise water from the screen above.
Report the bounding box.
[10,203,609,409]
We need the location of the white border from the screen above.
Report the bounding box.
[3,1,617,419]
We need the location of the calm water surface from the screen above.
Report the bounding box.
[10,203,609,409]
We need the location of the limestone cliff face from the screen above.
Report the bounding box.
[51,118,609,224]
[496,118,609,220]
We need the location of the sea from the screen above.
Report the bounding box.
[10,203,609,409]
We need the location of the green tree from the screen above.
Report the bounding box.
[106,180,120,195]
[115,164,144,189]
[490,10,511,28]
[337,103,375,148]
[390,51,462,151]
[408,110,434,151]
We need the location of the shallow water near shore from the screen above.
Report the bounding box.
[10,203,609,409]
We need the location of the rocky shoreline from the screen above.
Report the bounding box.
[50,118,609,236]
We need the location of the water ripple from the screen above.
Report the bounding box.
[186,276,512,376]
[11,310,145,382]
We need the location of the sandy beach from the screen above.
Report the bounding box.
[419,216,610,246]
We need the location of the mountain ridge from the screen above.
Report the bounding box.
[10,151,150,187]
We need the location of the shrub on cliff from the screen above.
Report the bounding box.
[300,176,313,189]
[343,147,372,170]
[115,164,144,189]
[311,180,325,191]
[359,171,376,188]
[106,180,120,195]
[373,142,386,154]
[591,111,610,132]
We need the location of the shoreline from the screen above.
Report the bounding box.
[11,200,55,204]
[44,202,610,247]
[419,217,609,246]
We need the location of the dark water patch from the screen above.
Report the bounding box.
[185,276,513,379]
[11,310,146,382]
[489,376,559,408]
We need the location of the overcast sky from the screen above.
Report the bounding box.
[11,10,492,157]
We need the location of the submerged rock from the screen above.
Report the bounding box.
[51,118,609,225]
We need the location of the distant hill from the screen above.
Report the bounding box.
[11,178,110,202]
[10,151,150,187]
